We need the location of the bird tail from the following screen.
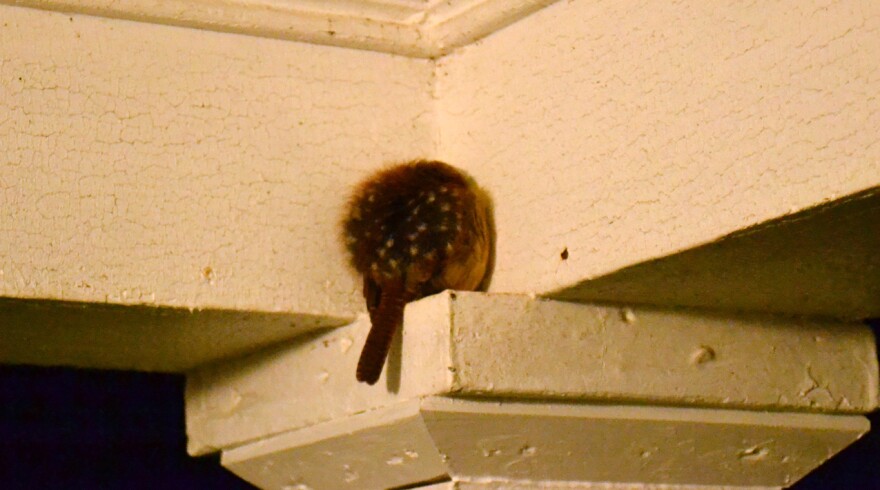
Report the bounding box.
[357,281,407,385]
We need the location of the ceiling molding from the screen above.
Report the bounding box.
[1,0,558,57]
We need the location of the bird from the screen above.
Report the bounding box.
[341,160,491,385]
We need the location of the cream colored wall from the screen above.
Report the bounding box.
[2,1,878,373]
[3,4,876,488]
[436,0,880,295]
[0,5,434,317]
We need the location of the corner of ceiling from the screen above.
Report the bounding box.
[2,0,559,58]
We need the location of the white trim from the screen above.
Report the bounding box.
[1,0,559,57]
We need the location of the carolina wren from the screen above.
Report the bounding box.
[342,160,491,385]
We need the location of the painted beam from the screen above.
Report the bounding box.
[0,0,558,57]
[0,5,433,370]
[438,0,880,308]
[220,397,868,489]
[185,292,879,454]
[549,188,880,319]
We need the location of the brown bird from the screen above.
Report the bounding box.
[341,160,491,385]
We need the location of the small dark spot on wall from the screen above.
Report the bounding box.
[201,266,213,281]
[690,346,716,366]
[560,247,569,260]
[327,30,336,36]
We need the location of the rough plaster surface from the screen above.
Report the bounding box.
[3,3,878,487]
[186,292,878,454]
[0,6,433,319]
[436,0,880,295]
[551,187,880,319]
[222,400,449,490]
[0,298,350,371]
[185,300,450,455]
[444,293,877,411]
[220,397,867,489]
[4,1,880,374]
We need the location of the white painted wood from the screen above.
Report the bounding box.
[548,190,880,319]
[0,0,559,57]
[3,2,878,372]
[443,293,878,411]
[185,292,878,454]
[436,0,880,303]
[222,400,449,490]
[221,397,866,489]
[425,0,558,54]
[2,3,876,488]
[0,5,433,370]
[0,299,349,372]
